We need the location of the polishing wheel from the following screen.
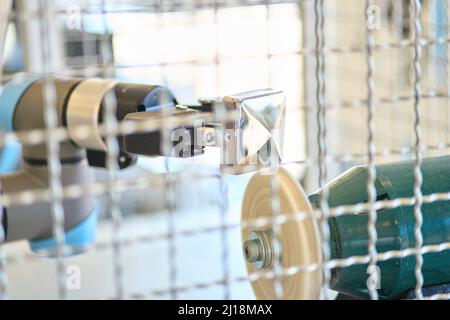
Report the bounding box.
[241,168,323,300]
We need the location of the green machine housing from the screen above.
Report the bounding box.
[309,156,450,299]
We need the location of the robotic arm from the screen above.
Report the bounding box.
[0,75,286,256]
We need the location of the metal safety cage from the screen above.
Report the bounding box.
[0,0,449,301]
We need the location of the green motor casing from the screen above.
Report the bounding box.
[309,155,450,299]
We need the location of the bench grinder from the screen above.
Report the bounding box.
[242,157,450,299]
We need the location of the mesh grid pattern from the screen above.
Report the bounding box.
[0,0,449,300]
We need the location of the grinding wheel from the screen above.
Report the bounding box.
[241,168,323,299]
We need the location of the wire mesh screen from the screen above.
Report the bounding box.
[0,0,449,300]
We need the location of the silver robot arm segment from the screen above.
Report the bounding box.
[0,76,180,255]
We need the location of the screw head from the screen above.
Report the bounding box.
[204,131,215,144]
[243,239,262,263]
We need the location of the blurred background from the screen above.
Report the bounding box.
[0,0,449,299]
